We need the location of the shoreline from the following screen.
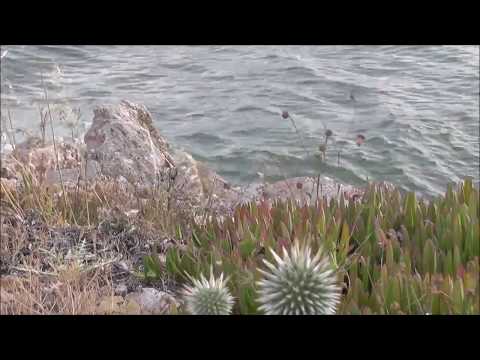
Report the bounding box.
[1,101,367,219]
[1,101,478,315]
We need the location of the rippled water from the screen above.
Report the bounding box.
[1,45,479,197]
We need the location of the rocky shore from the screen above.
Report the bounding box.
[1,101,364,217]
[0,101,369,314]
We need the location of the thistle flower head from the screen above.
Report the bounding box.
[256,242,341,315]
[183,268,234,315]
[356,134,365,146]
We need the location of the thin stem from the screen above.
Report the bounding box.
[288,115,310,158]
[41,72,75,225]
[7,108,16,148]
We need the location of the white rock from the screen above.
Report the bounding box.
[114,284,128,297]
[125,288,178,315]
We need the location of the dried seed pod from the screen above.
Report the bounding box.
[356,134,366,146]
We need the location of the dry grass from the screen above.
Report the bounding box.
[0,81,199,314]
[1,266,113,315]
[0,163,191,314]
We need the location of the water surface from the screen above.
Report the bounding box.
[1,45,479,197]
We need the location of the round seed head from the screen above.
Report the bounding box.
[183,269,234,315]
[256,243,341,315]
[356,134,365,146]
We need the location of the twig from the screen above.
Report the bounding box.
[38,106,47,146]
[7,108,16,148]
[11,266,57,277]
[82,258,120,273]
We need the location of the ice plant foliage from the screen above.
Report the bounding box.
[256,243,341,315]
[163,179,479,314]
[183,269,234,315]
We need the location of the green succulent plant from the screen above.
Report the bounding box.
[256,242,341,315]
[183,268,234,315]
[162,178,479,315]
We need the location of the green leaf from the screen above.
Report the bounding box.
[404,192,417,233]
[340,222,351,261]
[403,250,412,273]
[317,208,326,235]
[176,224,183,240]
[143,255,162,280]
[386,240,394,270]
[192,229,202,248]
[239,285,258,314]
[239,238,256,260]
[453,245,461,273]
[366,201,376,241]
[165,248,184,279]
[431,292,441,315]
[280,221,290,240]
[472,223,480,257]
[462,177,473,204]
[452,278,464,314]
[444,250,454,277]
[422,239,435,274]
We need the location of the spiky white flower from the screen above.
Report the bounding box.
[183,268,234,315]
[256,243,341,315]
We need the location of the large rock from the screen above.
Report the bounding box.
[83,100,175,187]
[82,100,242,213]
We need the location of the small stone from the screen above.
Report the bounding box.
[124,209,139,218]
[125,288,179,314]
[114,284,128,297]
